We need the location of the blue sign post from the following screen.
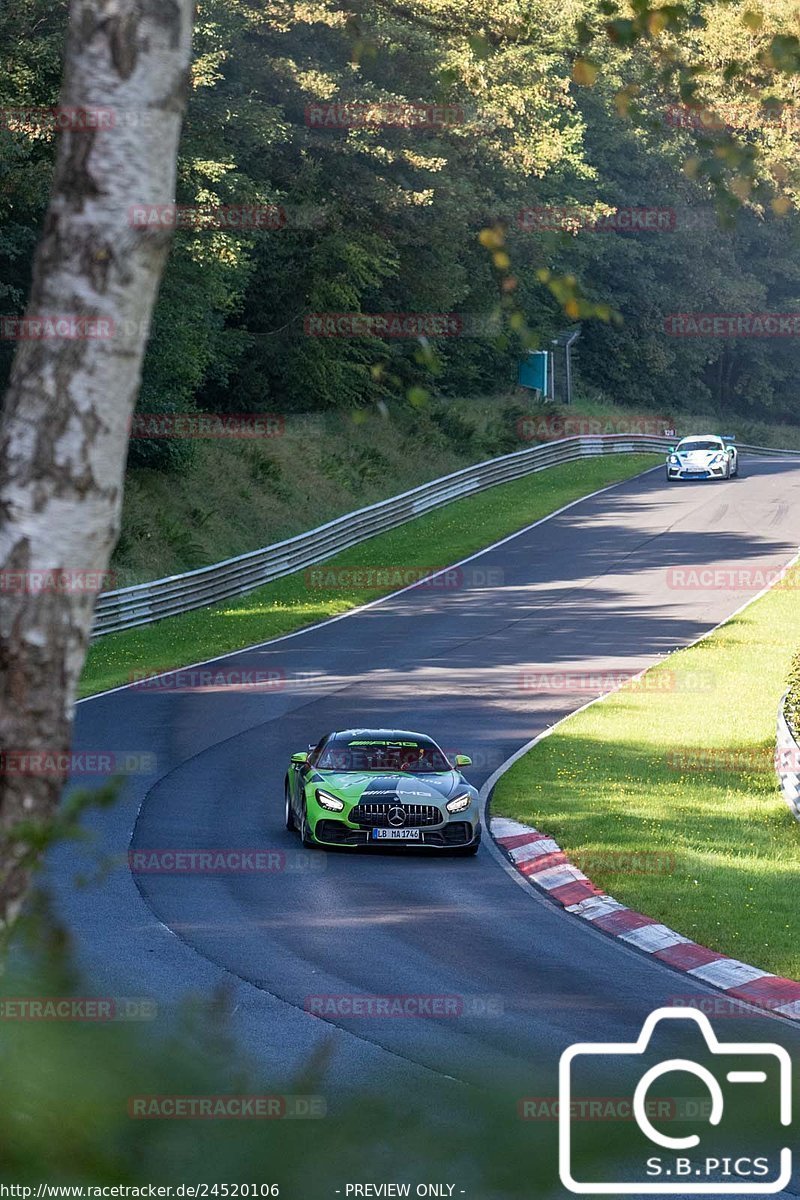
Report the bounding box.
[518,350,550,394]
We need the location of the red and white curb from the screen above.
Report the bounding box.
[491,815,800,1022]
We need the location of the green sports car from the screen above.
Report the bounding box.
[284,728,481,854]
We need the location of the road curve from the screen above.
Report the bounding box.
[49,459,800,1184]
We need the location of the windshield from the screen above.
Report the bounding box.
[678,440,722,452]
[317,738,452,773]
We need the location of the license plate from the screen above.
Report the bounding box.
[372,828,421,840]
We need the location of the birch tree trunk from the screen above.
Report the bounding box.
[0,0,195,929]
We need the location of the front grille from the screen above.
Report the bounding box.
[350,802,442,828]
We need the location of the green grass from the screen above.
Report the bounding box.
[493,565,800,980]
[80,453,658,697]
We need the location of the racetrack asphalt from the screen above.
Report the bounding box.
[42,458,800,1196]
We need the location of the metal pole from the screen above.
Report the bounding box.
[562,327,581,406]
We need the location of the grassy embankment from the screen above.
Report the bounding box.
[493,563,800,979]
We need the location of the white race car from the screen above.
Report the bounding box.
[666,434,738,482]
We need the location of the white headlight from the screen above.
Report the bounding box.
[316,789,344,812]
[669,455,679,464]
[446,793,471,814]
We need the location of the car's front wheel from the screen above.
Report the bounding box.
[300,809,316,848]
[284,783,296,831]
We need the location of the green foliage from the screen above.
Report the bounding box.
[2,0,800,438]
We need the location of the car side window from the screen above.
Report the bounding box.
[307,738,326,767]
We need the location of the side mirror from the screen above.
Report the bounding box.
[668,446,675,454]
[454,754,472,768]
[291,751,309,764]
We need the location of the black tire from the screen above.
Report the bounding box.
[300,810,316,848]
[284,783,296,832]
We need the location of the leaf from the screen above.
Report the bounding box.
[572,58,599,86]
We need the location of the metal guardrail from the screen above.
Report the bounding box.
[92,433,800,638]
